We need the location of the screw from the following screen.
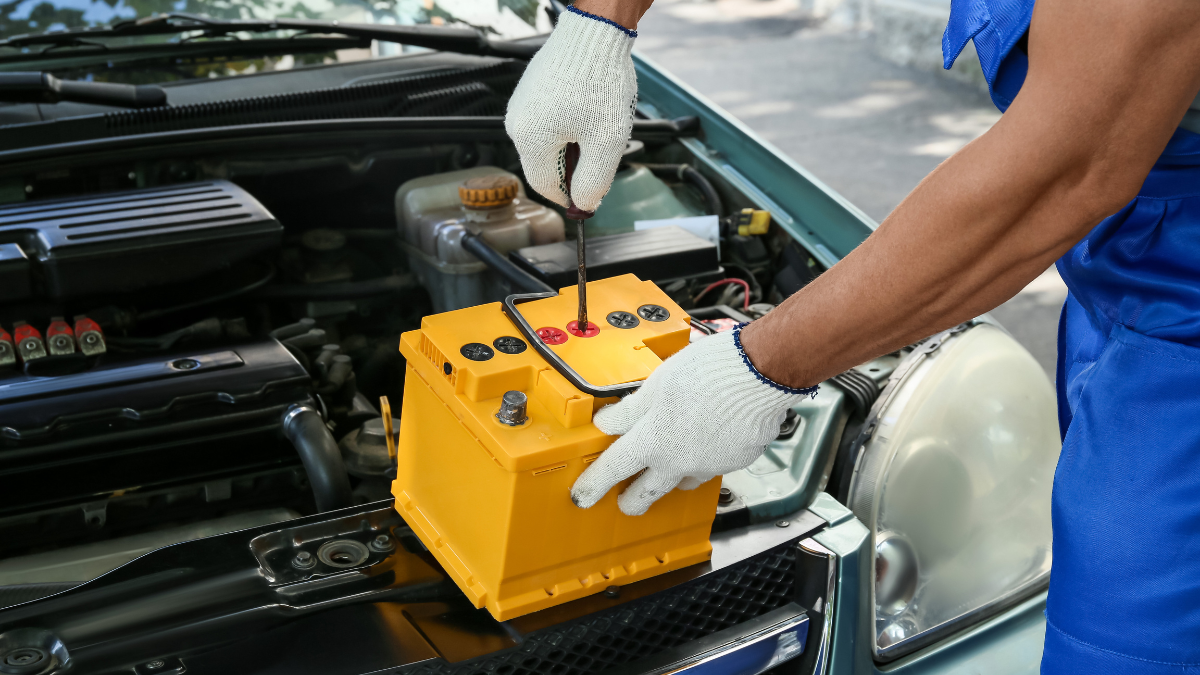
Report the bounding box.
[637,304,670,322]
[776,520,790,528]
[603,585,620,599]
[493,336,527,354]
[718,487,734,505]
[370,533,395,552]
[606,311,639,329]
[292,550,316,569]
[146,660,166,670]
[172,358,200,370]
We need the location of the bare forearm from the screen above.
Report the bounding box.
[740,0,1200,388]
[742,125,1102,388]
[572,0,652,29]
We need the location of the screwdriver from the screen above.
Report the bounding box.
[563,142,596,336]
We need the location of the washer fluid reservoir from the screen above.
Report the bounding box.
[396,167,565,312]
[586,165,703,237]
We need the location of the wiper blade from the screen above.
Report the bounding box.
[0,13,540,60]
[0,72,166,107]
[0,36,368,68]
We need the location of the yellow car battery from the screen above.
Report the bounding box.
[392,274,721,621]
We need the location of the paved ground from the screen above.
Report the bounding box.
[636,0,1067,378]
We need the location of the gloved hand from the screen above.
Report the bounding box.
[570,325,818,516]
[504,7,638,212]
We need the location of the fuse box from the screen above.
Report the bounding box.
[392,274,721,621]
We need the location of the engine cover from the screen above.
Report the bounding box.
[0,340,310,517]
[0,180,281,299]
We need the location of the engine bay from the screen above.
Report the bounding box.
[0,52,842,608]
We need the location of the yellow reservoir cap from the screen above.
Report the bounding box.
[459,175,519,209]
[392,274,721,621]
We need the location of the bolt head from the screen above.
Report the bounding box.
[292,550,316,569]
[776,520,790,528]
[369,533,396,552]
[603,585,620,599]
[146,660,165,670]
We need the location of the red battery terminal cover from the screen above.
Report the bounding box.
[565,320,600,338]
[73,316,106,356]
[13,321,47,362]
[46,317,77,356]
[0,326,14,367]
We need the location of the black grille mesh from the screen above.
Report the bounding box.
[401,542,798,675]
[103,61,523,136]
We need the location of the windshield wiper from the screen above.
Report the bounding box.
[0,13,541,60]
[0,72,165,107]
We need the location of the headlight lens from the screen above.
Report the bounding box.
[849,323,1059,658]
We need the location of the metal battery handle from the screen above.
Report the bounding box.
[501,292,645,398]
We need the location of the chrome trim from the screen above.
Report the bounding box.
[648,613,809,675]
[797,537,836,675]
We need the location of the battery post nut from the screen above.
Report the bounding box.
[496,390,529,426]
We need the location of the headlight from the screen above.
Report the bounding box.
[848,322,1059,659]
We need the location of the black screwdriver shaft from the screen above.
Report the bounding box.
[577,219,587,331]
[563,142,594,333]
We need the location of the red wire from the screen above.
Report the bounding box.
[695,278,752,310]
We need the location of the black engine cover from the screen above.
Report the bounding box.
[0,340,310,516]
[0,180,281,299]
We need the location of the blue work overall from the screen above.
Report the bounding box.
[944,3,1200,672]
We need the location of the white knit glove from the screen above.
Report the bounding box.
[504,7,637,212]
[570,326,818,516]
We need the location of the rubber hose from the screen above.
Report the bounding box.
[460,232,556,294]
[281,405,354,512]
[640,163,724,217]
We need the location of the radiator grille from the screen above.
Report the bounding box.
[399,542,798,675]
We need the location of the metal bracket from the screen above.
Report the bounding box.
[501,292,646,398]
